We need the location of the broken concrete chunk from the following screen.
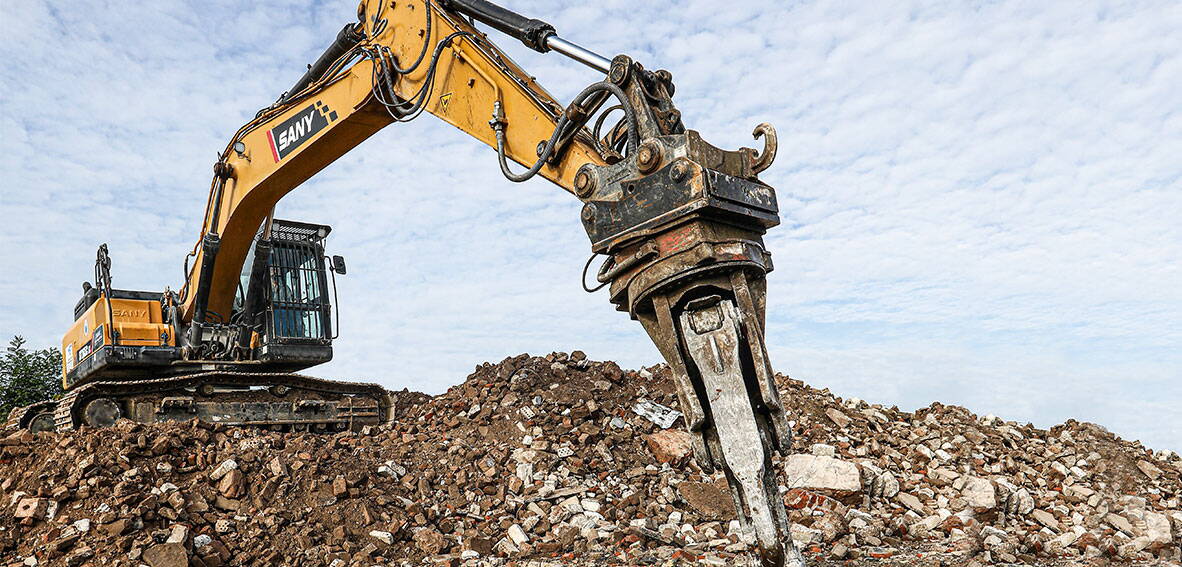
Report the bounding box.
[1031,509,1060,531]
[208,459,237,481]
[825,408,852,429]
[643,430,694,466]
[14,498,49,520]
[783,454,861,494]
[896,492,926,513]
[959,476,996,509]
[1137,460,1163,480]
[508,523,529,546]
[143,542,189,567]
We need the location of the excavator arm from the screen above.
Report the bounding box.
[172,1,802,565]
[179,0,606,326]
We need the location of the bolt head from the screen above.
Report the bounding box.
[608,58,631,85]
[637,140,662,173]
[670,161,691,182]
[574,168,595,198]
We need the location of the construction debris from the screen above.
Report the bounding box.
[1,352,1178,566]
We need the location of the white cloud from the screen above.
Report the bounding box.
[1,0,1178,449]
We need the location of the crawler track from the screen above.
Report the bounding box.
[4,400,58,432]
[50,371,392,433]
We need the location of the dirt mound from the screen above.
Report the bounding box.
[2,352,1178,566]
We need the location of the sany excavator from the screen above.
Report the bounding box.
[6,1,803,564]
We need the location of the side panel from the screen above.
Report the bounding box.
[61,296,174,388]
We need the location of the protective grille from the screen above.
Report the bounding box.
[265,221,332,342]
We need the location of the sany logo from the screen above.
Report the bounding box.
[266,101,338,162]
[111,308,148,318]
[277,113,315,151]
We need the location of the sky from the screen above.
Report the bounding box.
[1,1,1178,450]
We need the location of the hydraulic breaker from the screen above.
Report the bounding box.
[567,52,804,567]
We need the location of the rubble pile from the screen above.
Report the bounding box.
[1,352,1179,566]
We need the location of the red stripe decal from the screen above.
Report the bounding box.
[266,130,280,162]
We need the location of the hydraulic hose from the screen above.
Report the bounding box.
[494,81,640,182]
[281,24,364,103]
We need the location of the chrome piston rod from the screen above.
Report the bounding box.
[544,35,612,74]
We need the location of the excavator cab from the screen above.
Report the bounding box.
[244,219,340,366]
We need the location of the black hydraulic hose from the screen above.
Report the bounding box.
[495,111,570,182]
[281,23,364,104]
[387,0,433,74]
[495,81,640,182]
[438,0,554,52]
[373,31,474,122]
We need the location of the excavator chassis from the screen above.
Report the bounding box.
[43,372,392,433]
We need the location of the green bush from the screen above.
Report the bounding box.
[0,336,63,420]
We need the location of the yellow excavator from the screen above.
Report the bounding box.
[5,1,802,564]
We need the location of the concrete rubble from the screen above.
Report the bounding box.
[0,351,1178,566]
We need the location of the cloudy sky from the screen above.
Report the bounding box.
[1,1,1178,449]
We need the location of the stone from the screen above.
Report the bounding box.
[1119,536,1152,558]
[1060,481,1085,500]
[861,463,900,499]
[370,530,395,545]
[1105,513,1135,536]
[642,430,694,465]
[997,481,1034,516]
[143,542,189,567]
[783,454,861,494]
[826,408,852,428]
[1049,526,1084,550]
[896,492,926,513]
[678,480,735,520]
[65,546,94,567]
[14,498,48,520]
[332,475,348,498]
[266,457,288,477]
[1133,510,1173,548]
[165,524,190,545]
[1031,509,1059,531]
[0,430,33,446]
[208,459,237,481]
[508,523,530,546]
[789,524,822,545]
[960,476,996,509]
[1136,460,1162,480]
[103,519,128,537]
[413,527,446,555]
[217,469,245,499]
